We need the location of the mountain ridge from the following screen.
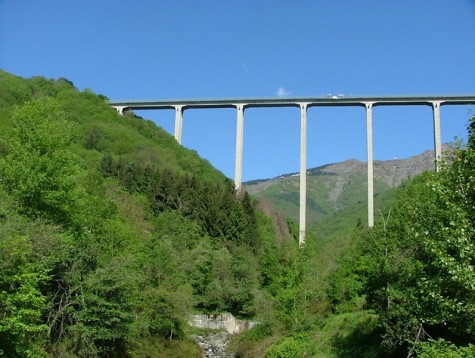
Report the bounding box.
[243,147,447,233]
[245,148,440,189]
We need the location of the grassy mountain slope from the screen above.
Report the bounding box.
[245,150,438,237]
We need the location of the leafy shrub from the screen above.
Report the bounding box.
[239,323,273,342]
[265,333,314,358]
[415,338,475,358]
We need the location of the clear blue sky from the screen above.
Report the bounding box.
[1,1,474,181]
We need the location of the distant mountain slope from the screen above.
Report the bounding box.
[244,149,440,233]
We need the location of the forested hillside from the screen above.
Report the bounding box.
[0,70,298,357]
[1,70,474,358]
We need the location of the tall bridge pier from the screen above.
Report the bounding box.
[110,95,475,246]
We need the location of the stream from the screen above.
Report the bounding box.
[191,331,235,358]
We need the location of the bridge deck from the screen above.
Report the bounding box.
[109,95,475,110]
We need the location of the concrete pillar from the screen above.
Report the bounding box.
[365,102,374,228]
[174,106,184,144]
[299,103,308,246]
[432,101,442,171]
[113,106,127,115]
[235,104,245,190]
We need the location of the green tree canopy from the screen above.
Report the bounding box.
[0,97,78,223]
[360,116,475,355]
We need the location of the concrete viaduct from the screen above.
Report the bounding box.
[109,95,475,245]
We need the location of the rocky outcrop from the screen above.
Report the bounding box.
[190,331,234,358]
[256,198,294,245]
[189,313,258,358]
[189,313,257,335]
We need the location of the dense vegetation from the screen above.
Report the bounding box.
[1,69,474,357]
[0,70,293,357]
